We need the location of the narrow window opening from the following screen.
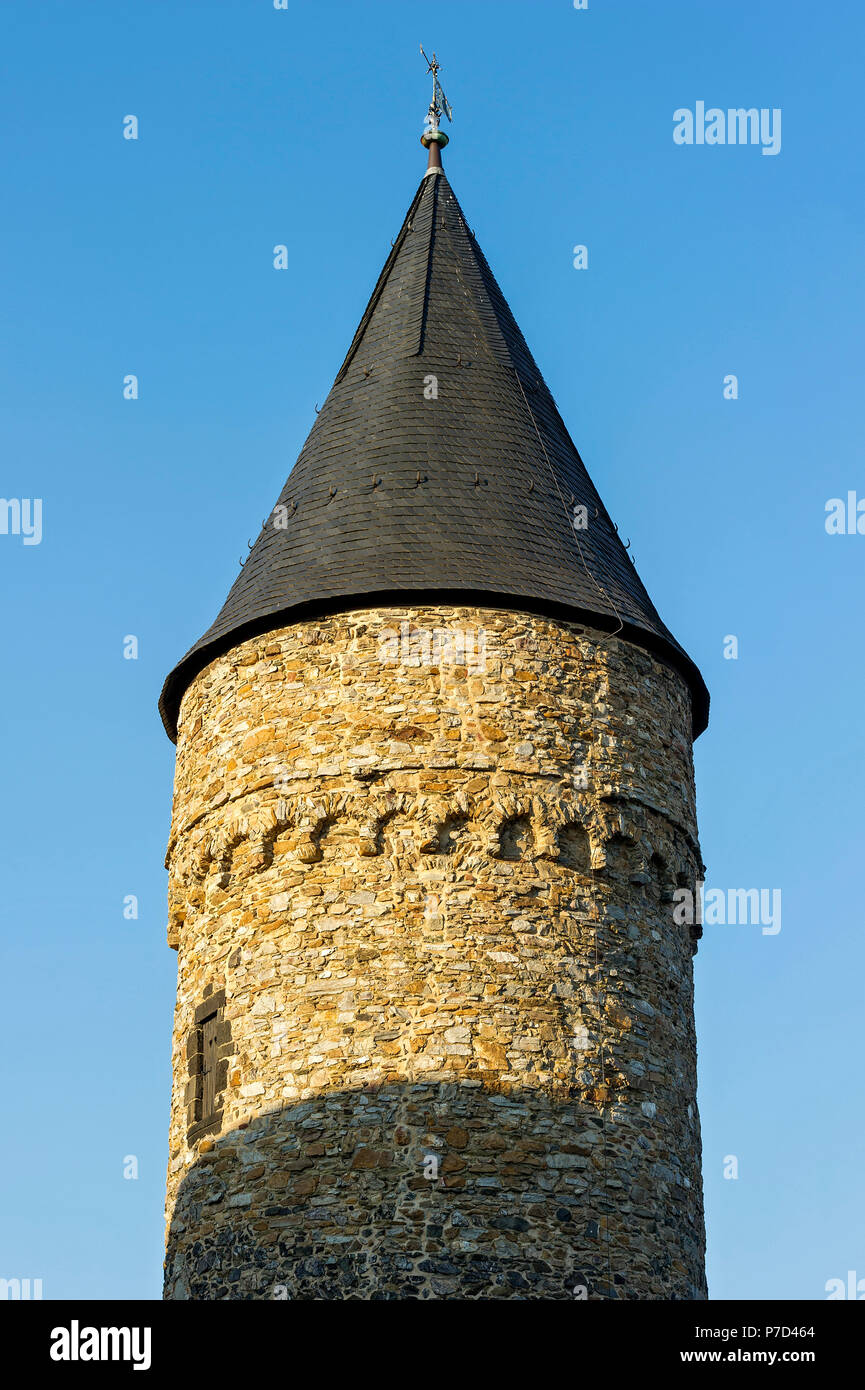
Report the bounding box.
[200,1011,219,1121]
[186,989,228,1143]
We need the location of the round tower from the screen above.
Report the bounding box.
[160,107,709,1301]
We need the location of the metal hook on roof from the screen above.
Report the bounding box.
[314,403,320,414]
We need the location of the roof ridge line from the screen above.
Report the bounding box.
[334,175,431,386]
[437,182,516,369]
[415,164,440,356]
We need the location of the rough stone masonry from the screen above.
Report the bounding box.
[162,607,706,1300]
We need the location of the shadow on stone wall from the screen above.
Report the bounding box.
[165,1080,706,1301]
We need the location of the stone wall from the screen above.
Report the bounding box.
[163,606,706,1299]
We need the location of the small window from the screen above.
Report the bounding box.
[186,989,228,1143]
[200,1011,219,1120]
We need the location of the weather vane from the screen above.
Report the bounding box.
[420,45,453,150]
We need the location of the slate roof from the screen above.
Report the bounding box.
[160,164,708,741]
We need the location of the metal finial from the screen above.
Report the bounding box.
[420,45,452,156]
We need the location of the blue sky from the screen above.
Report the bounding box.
[1,0,862,1300]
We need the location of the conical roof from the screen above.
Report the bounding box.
[160,162,708,740]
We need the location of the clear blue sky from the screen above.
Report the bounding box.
[1,0,862,1301]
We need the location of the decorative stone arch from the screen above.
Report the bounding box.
[205,816,245,888]
[530,794,561,862]
[556,819,593,874]
[359,791,412,857]
[535,797,594,871]
[244,803,282,870]
[486,793,534,860]
[646,845,675,904]
[416,790,476,857]
[191,827,215,881]
[292,791,354,862]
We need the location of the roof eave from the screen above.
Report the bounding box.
[159,588,709,744]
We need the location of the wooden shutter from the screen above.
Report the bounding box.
[201,1013,219,1119]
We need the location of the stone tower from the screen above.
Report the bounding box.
[159,112,709,1300]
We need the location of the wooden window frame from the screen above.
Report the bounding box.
[185,989,229,1144]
